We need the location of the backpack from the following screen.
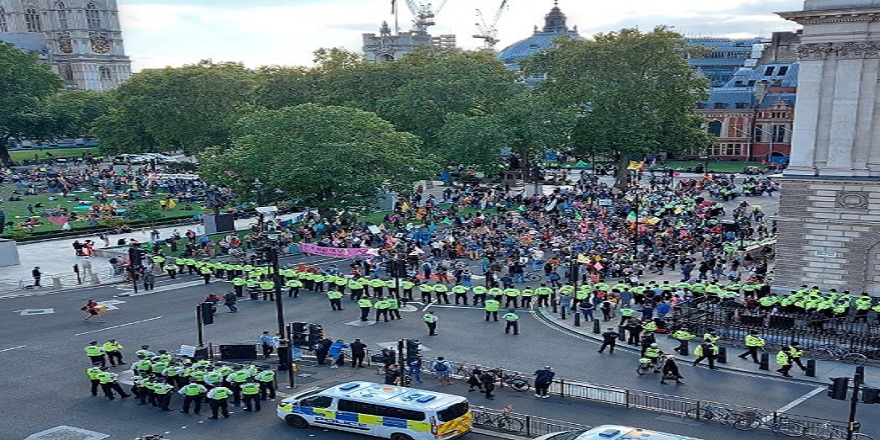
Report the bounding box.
[433,361,448,372]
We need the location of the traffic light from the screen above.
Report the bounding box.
[828,377,849,400]
[200,302,215,325]
[291,322,309,349]
[862,387,880,404]
[308,324,324,346]
[128,246,145,267]
[406,339,421,361]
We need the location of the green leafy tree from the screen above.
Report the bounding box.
[438,113,514,172]
[253,66,320,110]
[45,90,113,136]
[124,200,165,226]
[199,104,436,217]
[91,60,256,155]
[521,26,712,187]
[0,41,65,164]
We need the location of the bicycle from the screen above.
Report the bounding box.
[733,411,805,437]
[807,344,867,365]
[473,405,524,433]
[804,422,874,440]
[490,369,531,391]
[685,404,739,425]
[637,357,661,376]
[524,272,543,282]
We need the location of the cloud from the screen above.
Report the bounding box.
[119,0,806,72]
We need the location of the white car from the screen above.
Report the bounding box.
[534,425,705,440]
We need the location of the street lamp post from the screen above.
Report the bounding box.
[265,231,293,387]
[632,186,640,261]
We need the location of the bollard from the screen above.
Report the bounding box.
[90,273,100,285]
[617,325,626,342]
[249,290,259,301]
[805,359,816,377]
[560,304,567,320]
[574,311,581,326]
[551,296,558,314]
[717,346,728,364]
[759,352,769,370]
[679,340,690,357]
[593,319,601,334]
[52,276,62,290]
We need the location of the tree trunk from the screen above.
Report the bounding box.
[0,136,12,166]
[615,154,630,189]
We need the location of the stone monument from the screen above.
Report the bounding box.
[773,0,880,292]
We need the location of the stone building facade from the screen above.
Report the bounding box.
[774,0,880,293]
[0,0,131,90]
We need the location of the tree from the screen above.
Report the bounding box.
[438,113,514,172]
[199,104,436,217]
[521,26,712,187]
[0,41,65,164]
[45,90,113,136]
[91,60,256,155]
[124,200,165,226]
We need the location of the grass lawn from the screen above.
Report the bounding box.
[9,147,100,162]
[650,160,766,173]
[0,186,204,235]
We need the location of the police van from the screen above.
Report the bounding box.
[277,381,472,440]
[533,425,705,440]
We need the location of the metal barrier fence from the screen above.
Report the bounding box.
[470,405,591,438]
[443,361,849,437]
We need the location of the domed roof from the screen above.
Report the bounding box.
[496,1,583,70]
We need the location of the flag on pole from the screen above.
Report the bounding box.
[574,209,582,220]
[626,210,636,222]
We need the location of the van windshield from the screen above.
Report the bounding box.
[437,401,469,422]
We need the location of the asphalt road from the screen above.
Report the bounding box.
[4,247,876,440]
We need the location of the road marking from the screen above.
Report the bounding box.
[0,345,26,353]
[422,301,436,312]
[775,387,825,414]
[115,279,208,297]
[16,308,55,315]
[74,316,162,336]
[430,304,482,310]
[97,300,126,310]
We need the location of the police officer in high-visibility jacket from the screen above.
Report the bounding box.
[86,366,102,396]
[738,330,765,363]
[260,279,275,301]
[423,311,438,336]
[692,339,719,369]
[485,298,500,321]
[327,290,344,311]
[102,339,125,366]
[357,297,373,322]
[241,380,262,411]
[776,350,793,377]
[255,368,276,400]
[206,385,232,419]
[232,276,246,297]
[178,379,207,414]
[502,309,519,335]
[671,328,695,355]
[84,341,106,367]
[452,284,469,305]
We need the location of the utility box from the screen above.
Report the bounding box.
[0,239,20,267]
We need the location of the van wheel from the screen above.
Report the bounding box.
[285,415,309,428]
[391,434,414,440]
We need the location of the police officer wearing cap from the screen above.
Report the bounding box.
[84,341,106,367]
[502,309,519,335]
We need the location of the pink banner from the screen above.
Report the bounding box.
[299,243,374,259]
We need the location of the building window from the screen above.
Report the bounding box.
[25,6,42,32]
[754,124,764,142]
[764,66,775,76]
[778,66,788,76]
[772,125,786,143]
[0,7,7,32]
[57,2,68,29]
[99,67,112,81]
[707,120,722,137]
[735,102,748,109]
[713,102,727,109]
[86,2,101,29]
[59,64,73,81]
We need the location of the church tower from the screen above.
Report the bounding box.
[0,0,131,90]
[774,0,880,292]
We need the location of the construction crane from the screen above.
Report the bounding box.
[405,0,449,35]
[473,0,508,51]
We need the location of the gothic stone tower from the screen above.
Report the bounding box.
[774,0,880,292]
[0,0,131,90]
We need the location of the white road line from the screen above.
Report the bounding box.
[74,316,162,336]
[0,345,26,353]
[422,301,436,312]
[775,387,825,414]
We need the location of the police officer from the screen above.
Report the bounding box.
[97,367,130,400]
[776,349,793,377]
[84,341,106,367]
[260,278,275,301]
[226,368,251,407]
[375,298,390,322]
[200,264,213,284]
[241,380,262,411]
[785,342,807,372]
[327,289,344,311]
[207,385,232,419]
[452,283,469,305]
[178,379,208,414]
[434,282,450,304]
[738,330,765,363]
[693,339,719,369]
[472,285,488,306]
[502,309,519,335]
[154,380,175,411]
[485,298,500,321]
[232,276,246,297]
[671,328,695,355]
[423,311,438,336]
[388,296,402,320]
[358,297,373,322]
[103,339,125,366]
[86,366,102,396]
[535,284,552,307]
[598,328,619,354]
[286,277,302,298]
[255,367,276,399]
[418,282,434,303]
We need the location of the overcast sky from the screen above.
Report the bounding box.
[118,0,804,72]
